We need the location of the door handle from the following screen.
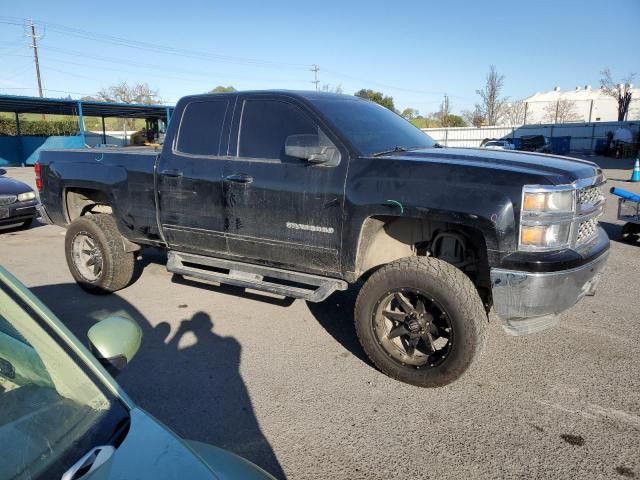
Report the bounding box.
[160,168,183,178]
[225,173,253,184]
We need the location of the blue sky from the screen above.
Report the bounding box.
[1,0,638,114]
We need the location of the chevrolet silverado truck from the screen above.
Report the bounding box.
[36,91,609,387]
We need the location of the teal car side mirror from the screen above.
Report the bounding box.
[87,316,142,376]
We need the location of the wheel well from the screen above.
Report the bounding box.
[65,188,113,222]
[354,216,491,301]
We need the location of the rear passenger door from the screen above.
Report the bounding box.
[157,97,232,254]
[223,94,348,274]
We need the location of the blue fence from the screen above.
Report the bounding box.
[0,135,85,166]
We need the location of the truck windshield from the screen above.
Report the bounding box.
[310,97,436,155]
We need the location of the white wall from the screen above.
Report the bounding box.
[423,121,640,151]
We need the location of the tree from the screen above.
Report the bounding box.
[92,81,161,105]
[462,106,485,127]
[543,99,581,124]
[83,82,162,129]
[321,84,344,94]
[502,101,528,125]
[474,65,508,126]
[445,114,466,127]
[600,68,635,121]
[210,85,236,93]
[401,108,419,120]
[354,89,395,111]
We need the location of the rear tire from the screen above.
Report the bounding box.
[65,214,135,294]
[354,256,487,387]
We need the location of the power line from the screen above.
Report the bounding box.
[0,16,308,70]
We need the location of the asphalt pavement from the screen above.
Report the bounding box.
[1,156,639,479]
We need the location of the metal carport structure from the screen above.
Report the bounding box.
[0,94,174,166]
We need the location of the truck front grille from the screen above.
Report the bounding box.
[0,195,17,206]
[574,184,604,247]
[576,217,599,245]
[577,185,603,210]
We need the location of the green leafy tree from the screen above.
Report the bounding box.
[446,114,467,127]
[401,108,419,120]
[210,85,237,93]
[354,89,395,111]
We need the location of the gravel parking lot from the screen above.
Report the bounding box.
[1,156,639,480]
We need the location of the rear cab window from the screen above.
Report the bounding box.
[175,99,229,156]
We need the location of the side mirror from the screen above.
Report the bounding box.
[0,168,6,176]
[87,317,142,376]
[285,134,340,165]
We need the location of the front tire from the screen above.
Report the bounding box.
[354,256,487,387]
[65,214,135,294]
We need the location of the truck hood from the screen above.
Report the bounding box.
[377,148,601,184]
[0,176,33,195]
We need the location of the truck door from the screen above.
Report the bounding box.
[157,97,231,254]
[223,94,348,274]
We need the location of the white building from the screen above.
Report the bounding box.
[519,85,640,124]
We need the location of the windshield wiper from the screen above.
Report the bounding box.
[372,146,410,157]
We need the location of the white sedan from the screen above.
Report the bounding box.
[482,140,515,150]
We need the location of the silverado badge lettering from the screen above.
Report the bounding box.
[286,222,335,234]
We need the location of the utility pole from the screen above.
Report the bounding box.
[25,19,44,98]
[442,94,450,127]
[310,64,320,91]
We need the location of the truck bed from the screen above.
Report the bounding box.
[38,147,162,245]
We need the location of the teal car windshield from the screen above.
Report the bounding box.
[0,279,129,480]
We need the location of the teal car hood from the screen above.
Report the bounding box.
[88,407,217,480]
[86,408,274,480]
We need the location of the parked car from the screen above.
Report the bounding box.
[519,135,552,153]
[0,168,38,230]
[36,90,609,388]
[481,140,515,150]
[0,265,274,480]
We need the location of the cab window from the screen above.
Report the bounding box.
[175,99,229,156]
[237,99,320,162]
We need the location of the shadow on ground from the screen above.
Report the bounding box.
[30,282,286,479]
[0,218,45,235]
[600,221,640,246]
[306,283,372,367]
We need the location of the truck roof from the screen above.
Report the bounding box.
[177,90,359,104]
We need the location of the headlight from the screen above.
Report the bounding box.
[520,223,571,249]
[520,185,576,251]
[17,191,36,202]
[522,190,574,214]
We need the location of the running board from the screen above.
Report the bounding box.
[166,251,347,302]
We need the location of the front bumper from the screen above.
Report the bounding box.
[490,249,609,335]
[0,199,38,226]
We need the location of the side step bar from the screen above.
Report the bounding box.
[166,251,347,302]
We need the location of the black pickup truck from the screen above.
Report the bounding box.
[36,91,609,387]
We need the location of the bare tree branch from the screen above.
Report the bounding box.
[475,65,508,126]
[600,68,635,121]
[543,99,581,123]
[502,101,527,125]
